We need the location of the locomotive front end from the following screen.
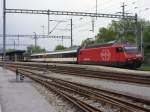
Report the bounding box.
[124,46,144,68]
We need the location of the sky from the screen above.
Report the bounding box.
[0,0,150,51]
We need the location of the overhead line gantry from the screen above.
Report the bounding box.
[5,8,135,19]
[0,34,71,39]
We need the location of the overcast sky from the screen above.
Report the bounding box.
[0,0,150,51]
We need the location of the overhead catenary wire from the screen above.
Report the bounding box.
[75,0,150,35]
[63,0,135,31]
[47,0,142,36]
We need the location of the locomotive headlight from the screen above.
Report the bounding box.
[139,57,143,61]
[136,54,142,57]
[127,58,131,61]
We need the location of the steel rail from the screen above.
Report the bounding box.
[5,63,150,85]
[5,62,150,79]
[6,66,150,112]
[13,67,102,112]
[7,62,150,78]
[7,64,150,104]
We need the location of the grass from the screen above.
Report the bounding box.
[138,64,150,71]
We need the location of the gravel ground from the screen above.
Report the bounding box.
[32,77,121,112]
[45,71,150,100]
[32,82,79,112]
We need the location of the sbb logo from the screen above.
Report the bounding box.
[100,49,111,61]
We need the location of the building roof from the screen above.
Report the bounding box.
[6,50,26,55]
[0,50,26,56]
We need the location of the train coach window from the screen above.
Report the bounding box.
[116,47,124,53]
[62,53,77,58]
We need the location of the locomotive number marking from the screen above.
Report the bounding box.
[100,49,111,61]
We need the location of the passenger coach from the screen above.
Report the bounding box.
[31,49,78,63]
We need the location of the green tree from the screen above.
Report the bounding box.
[81,38,95,46]
[81,19,150,54]
[81,18,150,63]
[143,26,150,55]
[54,45,66,51]
[6,49,15,52]
[96,27,118,44]
[27,45,46,54]
[107,19,138,43]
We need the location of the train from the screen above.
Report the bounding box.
[30,43,144,69]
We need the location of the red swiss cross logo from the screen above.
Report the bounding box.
[100,49,111,61]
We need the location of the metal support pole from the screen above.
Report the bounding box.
[61,36,63,46]
[96,0,97,14]
[3,0,6,67]
[92,18,95,32]
[70,18,73,47]
[17,34,19,47]
[13,40,16,49]
[135,13,138,46]
[96,0,97,19]
[48,10,50,35]
[33,32,37,47]
[121,2,126,40]
[140,24,143,55]
[35,34,37,47]
[122,2,125,35]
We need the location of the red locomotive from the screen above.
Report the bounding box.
[30,43,144,69]
[78,43,143,68]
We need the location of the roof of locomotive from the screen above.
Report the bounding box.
[81,42,137,50]
[82,43,113,49]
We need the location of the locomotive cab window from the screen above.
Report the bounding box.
[124,47,139,54]
[116,47,124,53]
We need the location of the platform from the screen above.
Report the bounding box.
[0,67,57,112]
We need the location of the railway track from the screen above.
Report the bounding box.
[5,64,150,112]
[3,62,150,85]
[15,68,102,112]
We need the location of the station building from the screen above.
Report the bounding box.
[0,50,26,62]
